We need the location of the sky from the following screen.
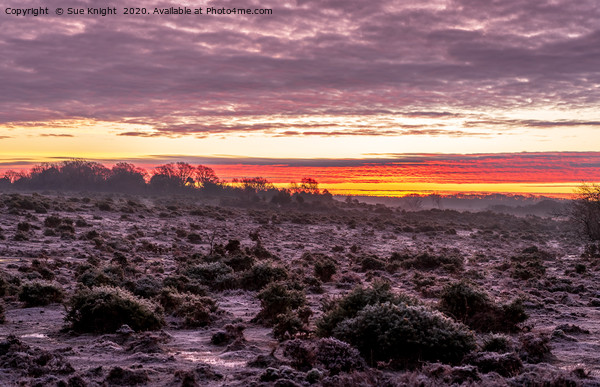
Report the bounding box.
[1,0,600,196]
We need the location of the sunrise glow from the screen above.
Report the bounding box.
[2,0,599,196]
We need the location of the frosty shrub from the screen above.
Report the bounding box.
[482,334,513,353]
[333,302,476,365]
[272,311,307,341]
[314,257,337,282]
[157,287,217,327]
[239,263,289,291]
[129,275,162,298]
[66,286,164,333]
[439,281,527,332]
[315,337,366,375]
[283,338,365,375]
[172,293,217,328]
[222,253,255,272]
[317,281,411,337]
[185,262,235,290]
[255,282,306,325]
[18,280,65,307]
[390,252,463,272]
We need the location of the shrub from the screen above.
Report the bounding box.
[223,253,255,272]
[272,311,307,341]
[359,255,386,272]
[283,339,315,371]
[44,215,62,228]
[509,249,550,280]
[463,351,523,377]
[187,233,202,244]
[157,288,217,327]
[77,267,120,288]
[519,333,553,363]
[482,334,513,353]
[391,252,463,272]
[239,263,288,290]
[162,275,207,296]
[332,302,476,365]
[17,222,31,232]
[574,263,587,274]
[185,262,236,290]
[438,282,527,333]
[65,286,164,333]
[18,281,64,307]
[315,338,366,375]
[317,281,411,337]
[255,282,306,325]
[129,275,162,298]
[283,338,366,375]
[211,323,245,345]
[314,258,337,282]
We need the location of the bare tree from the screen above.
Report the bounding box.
[404,194,423,211]
[430,193,443,209]
[194,165,219,186]
[300,177,320,194]
[571,183,600,240]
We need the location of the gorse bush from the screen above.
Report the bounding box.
[165,290,217,328]
[315,337,366,375]
[184,262,236,290]
[314,258,337,282]
[482,334,513,353]
[332,302,476,365]
[255,282,306,325]
[18,280,64,307]
[239,263,288,291]
[390,252,463,272]
[272,311,307,341]
[317,281,411,337]
[438,281,527,332]
[65,286,164,333]
[283,338,366,375]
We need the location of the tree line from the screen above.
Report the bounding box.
[0,159,331,203]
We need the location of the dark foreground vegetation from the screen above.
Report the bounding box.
[0,179,599,385]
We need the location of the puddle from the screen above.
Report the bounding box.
[21,333,48,339]
[177,351,247,368]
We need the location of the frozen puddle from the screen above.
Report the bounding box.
[177,351,247,368]
[21,333,49,339]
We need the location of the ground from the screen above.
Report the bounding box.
[0,191,599,386]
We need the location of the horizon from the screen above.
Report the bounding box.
[2,0,600,195]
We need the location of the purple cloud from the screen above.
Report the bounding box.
[1,0,599,136]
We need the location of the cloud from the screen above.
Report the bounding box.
[2,152,599,187]
[1,0,599,137]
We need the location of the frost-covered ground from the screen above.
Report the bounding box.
[0,191,598,386]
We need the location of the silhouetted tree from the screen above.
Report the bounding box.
[107,163,147,193]
[27,163,61,189]
[150,162,195,192]
[3,170,26,184]
[271,189,292,205]
[58,159,110,190]
[430,193,443,209]
[404,194,423,211]
[0,175,10,189]
[300,177,320,194]
[194,165,219,186]
[236,177,274,192]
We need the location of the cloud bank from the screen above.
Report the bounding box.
[2,0,600,137]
